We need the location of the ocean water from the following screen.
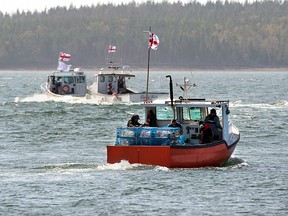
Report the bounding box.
[0,70,287,215]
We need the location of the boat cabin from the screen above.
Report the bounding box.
[93,68,136,95]
[141,99,232,145]
[47,68,87,96]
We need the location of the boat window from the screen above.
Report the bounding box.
[156,107,175,120]
[190,108,202,121]
[108,76,113,82]
[77,76,85,83]
[63,77,74,84]
[99,76,105,82]
[183,107,202,121]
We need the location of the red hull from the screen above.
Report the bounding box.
[107,141,237,168]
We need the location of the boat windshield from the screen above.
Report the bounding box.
[183,107,203,121]
[156,107,175,120]
[63,77,74,84]
[77,76,85,83]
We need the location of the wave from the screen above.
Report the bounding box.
[230,100,288,109]
[34,158,247,173]
[34,163,98,170]
[15,93,142,106]
[220,157,248,169]
[272,100,288,106]
[97,160,169,171]
[34,160,168,172]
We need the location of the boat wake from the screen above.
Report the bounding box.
[34,161,169,172]
[230,100,288,109]
[219,157,248,169]
[98,160,170,171]
[15,93,140,105]
[34,158,247,173]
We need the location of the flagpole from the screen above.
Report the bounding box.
[145,26,152,102]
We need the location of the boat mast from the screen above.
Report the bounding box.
[145,26,152,102]
[166,75,174,106]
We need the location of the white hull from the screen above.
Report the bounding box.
[87,90,169,104]
[41,83,87,98]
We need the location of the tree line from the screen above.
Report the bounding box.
[0,0,288,69]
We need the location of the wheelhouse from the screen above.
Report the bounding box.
[94,71,135,95]
[142,99,232,145]
[47,68,87,96]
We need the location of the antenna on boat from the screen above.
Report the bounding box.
[166,75,174,107]
[176,77,197,100]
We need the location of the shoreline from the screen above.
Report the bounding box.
[1,66,288,72]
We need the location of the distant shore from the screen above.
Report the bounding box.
[1,67,288,72]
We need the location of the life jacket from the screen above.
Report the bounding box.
[201,123,213,143]
[203,123,212,131]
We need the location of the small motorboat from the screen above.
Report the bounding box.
[41,52,87,97]
[107,75,240,168]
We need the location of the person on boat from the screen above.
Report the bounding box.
[118,77,126,93]
[127,114,142,127]
[204,108,222,140]
[199,121,213,144]
[107,83,114,95]
[145,110,157,127]
[168,119,183,134]
[49,76,57,93]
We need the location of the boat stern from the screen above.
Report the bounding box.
[107,145,172,167]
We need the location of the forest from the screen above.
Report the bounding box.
[0,0,288,69]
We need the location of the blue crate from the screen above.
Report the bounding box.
[116,128,137,138]
[115,127,181,146]
[115,137,136,146]
[138,138,152,145]
[137,127,153,145]
[152,128,181,145]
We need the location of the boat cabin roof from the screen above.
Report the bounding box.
[96,73,135,78]
[51,70,85,77]
[142,99,229,108]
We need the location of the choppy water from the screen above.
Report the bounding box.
[0,70,287,215]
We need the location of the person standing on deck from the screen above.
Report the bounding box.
[204,109,222,140]
[107,83,113,95]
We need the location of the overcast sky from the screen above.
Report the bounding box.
[2,0,253,14]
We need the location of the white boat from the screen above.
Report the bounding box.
[41,52,87,97]
[87,65,168,103]
[87,44,168,103]
[41,68,87,97]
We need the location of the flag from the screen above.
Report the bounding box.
[59,52,71,61]
[57,61,71,72]
[148,32,159,50]
[108,45,116,53]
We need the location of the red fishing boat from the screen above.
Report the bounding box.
[107,76,240,168]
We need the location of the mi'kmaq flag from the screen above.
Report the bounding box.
[148,32,159,50]
[108,45,116,53]
[58,52,71,61]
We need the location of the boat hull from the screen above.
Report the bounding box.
[41,83,87,98]
[107,140,237,168]
[88,90,168,103]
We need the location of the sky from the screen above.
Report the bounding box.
[2,0,252,14]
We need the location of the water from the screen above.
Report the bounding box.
[0,70,287,215]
